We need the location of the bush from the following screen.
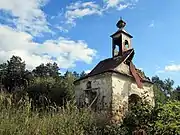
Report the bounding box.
[152,101,180,135]
[27,77,71,107]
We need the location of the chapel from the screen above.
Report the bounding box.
[74,18,154,123]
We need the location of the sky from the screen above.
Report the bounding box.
[0,0,180,86]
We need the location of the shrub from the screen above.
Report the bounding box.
[152,101,180,135]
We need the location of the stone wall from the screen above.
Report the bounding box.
[130,80,154,106]
[111,73,130,123]
[74,73,112,111]
[75,70,154,123]
[111,72,154,123]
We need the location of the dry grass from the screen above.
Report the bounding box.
[0,92,96,135]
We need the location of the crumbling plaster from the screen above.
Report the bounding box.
[75,73,113,111]
[75,64,154,122]
[111,72,154,122]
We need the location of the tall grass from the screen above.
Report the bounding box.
[0,92,97,135]
[2,92,178,135]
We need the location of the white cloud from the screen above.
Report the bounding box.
[0,0,140,35]
[0,25,96,70]
[85,70,91,74]
[165,64,180,72]
[0,0,51,36]
[64,0,138,27]
[103,0,138,10]
[105,0,121,8]
[55,26,69,33]
[155,64,180,75]
[0,0,139,71]
[117,3,130,10]
[67,1,99,9]
[65,1,102,26]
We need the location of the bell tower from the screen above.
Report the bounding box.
[111,18,133,57]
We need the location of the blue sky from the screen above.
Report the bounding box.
[0,0,180,86]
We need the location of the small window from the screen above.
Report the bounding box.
[86,81,92,89]
[124,40,129,49]
[114,45,119,56]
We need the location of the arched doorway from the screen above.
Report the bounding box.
[128,94,142,109]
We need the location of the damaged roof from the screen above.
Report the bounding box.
[87,49,134,77]
[74,49,152,84]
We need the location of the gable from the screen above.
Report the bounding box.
[86,49,134,77]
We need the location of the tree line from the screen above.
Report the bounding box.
[0,55,86,107]
[152,76,180,105]
[0,55,180,106]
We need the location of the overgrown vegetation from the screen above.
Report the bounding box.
[0,92,96,135]
[0,55,180,135]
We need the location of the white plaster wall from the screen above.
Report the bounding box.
[112,73,130,109]
[111,73,130,122]
[112,72,154,107]
[111,72,154,122]
[75,71,154,123]
[115,62,130,75]
[74,73,112,110]
[122,33,132,49]
[129,80,155,106]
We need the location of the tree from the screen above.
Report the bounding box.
[153,101,180,135]
[28,70,77,107]
[153,84,167,105]
[73,71,80,79]
[152,76,167,105]
[171,86,180,101]
[27,77,64,107]
[33,62,60,78]
[0,63,8,84]
[0,63,8,91]
[4,56,27,92]
[152,76,175,105]
[80,71,86,78]
[163,78,174,97]
[32,64,48,77]
[46,62,60,77]
[63,71,76,100]
[23,70,33,87]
